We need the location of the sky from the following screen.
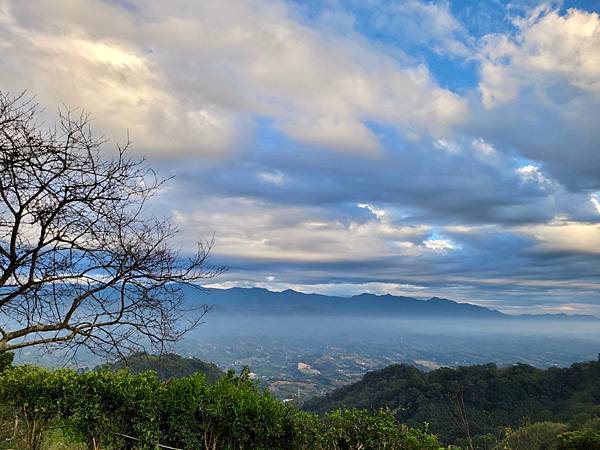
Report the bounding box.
[1,0,600,315]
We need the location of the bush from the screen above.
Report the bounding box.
[323,408,443,450]
[161,368,304,449]
[0,364,445,450]
[499,422,566,450]
[72,370,163,449]
[0,365,77,450]
[0,352,13,373]
[558,429,600,449]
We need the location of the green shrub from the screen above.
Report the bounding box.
[499,422,566,450]
[158,372,208,449]
[160,369,298,449]
[0,365,77,450]
[71,370,162,449]
[0,364,445,450]
[558,429,600,449]
[323,408,443,450]
[0,352,13,373]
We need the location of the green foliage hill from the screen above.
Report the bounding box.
[303,357,600,445]
[98,352,224,383]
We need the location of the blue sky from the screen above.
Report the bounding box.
[1,0,600,314]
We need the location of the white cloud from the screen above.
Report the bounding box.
[280,117,381,154]
[171,197,431,263]
[471,137,496,157]
[479,7,600,108]
[370,0,473,57]
[0,3,245,156]
[466,6,600,189]
[517,220,600,254]
[0,0,467,157]
[590,194,600,215]
[357,203,386,220]
[516,164,553,187]
[434,138,461,153]
[423,238,456,251]
[257,171,285,185]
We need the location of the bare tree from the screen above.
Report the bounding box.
[0,92,223,357]
[446,388,475,450]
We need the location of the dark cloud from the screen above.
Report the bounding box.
[173,130,588,227]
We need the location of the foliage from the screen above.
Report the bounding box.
[0,364,444,450]
[486,415,600,450]
[98,352,223,383]
[303,359,600,445]
[160,368,296,449]
[558,428,600,449]
[323,408,442,450]
[0,353,13,373]
[0,366,77,450]
[3,359,599,450]
[499,422,566,450]
[70,370,163,449]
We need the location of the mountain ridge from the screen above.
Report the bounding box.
[183,286,598,321]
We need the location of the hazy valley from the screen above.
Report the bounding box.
[172,288,600,400]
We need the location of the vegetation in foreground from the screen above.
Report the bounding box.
[2,352,600,449]
[0,357,442,450]
[0,353,600,450]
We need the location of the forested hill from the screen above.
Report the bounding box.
[188,286,598,320]
[303,357,600,445]
[97,352,223,383]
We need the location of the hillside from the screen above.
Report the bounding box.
[98,352,224,383]
[303,357,600,445]
[188,286,598,321]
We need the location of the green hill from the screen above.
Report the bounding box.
[98,352,224,383]
[303,357,600,446]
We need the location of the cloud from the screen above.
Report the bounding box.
[357,203,386,221]
[0,2,246,156]
[198,217,600,314]
[170,197,432,263]
[369,0,473,57]
[3,0,600,314]
[480,6,600,106]
[531,8,600,91]
[0,0,467,157]
[591,194,600,215]
[516,164,554,189]
[279,117,381,154]
[423,238,457,251]
[474,6,600,188]
[518,220,600,255]
[257,170,285,185]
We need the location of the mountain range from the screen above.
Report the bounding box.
[183,286,598,321]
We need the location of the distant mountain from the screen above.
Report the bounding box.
[181,286,598,321]
[97,352,223,383]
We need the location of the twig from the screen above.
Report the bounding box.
[114,432,183,450]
